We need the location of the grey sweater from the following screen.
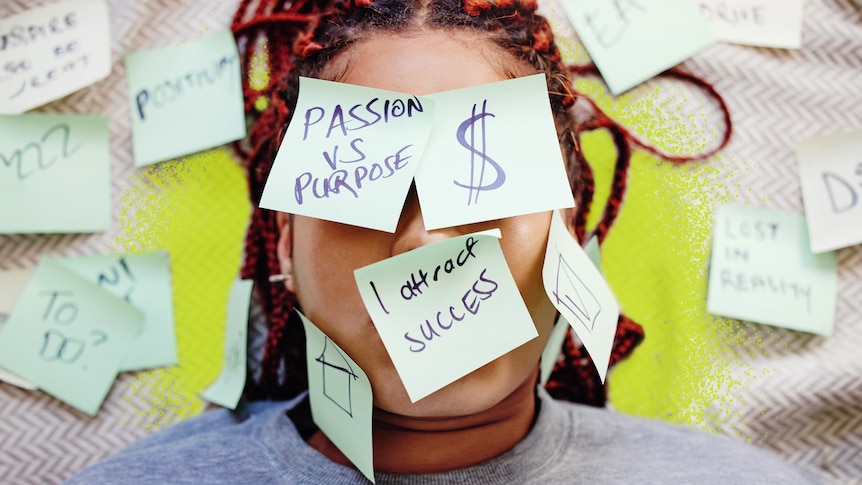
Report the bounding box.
[65,388,819,484]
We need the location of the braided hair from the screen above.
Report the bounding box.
[231,0,650,405]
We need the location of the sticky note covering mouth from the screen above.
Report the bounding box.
[353,232,538,403]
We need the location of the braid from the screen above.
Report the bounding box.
[231,0,657,405]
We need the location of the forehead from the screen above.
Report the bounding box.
[330,31,511,95]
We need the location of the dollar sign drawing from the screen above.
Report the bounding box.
[453,100,506,205]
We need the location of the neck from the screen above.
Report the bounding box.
[308,370,540,474]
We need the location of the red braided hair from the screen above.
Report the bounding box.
[230,0,729,404]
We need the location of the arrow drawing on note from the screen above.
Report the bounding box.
[552,251,601,333]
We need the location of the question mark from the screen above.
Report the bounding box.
[90,330,108,347]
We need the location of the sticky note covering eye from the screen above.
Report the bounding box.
[0,0,111,114]
[706,204,837,336]
[125,28,246,167]
[298,312,374,483]
[542,211,619,382]
[354,233,538,403]
[260,77,434,232]
[415,74,575,230]
[560,0,715,95]
[0,257,143,416]
[698,0,804,49]
[795,130,862,253]
[0,113,110,234]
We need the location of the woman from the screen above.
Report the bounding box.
[67,0,817,482]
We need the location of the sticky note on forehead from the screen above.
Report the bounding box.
[353,232,538,402]
[260,77,434,232]
[0,0,111,114]
[706,204,837,336]
[415,74,574,230]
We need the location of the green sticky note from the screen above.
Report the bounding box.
[0,268,37,389]
[354,232,538,402]
[540,314,570,386]
[125,28,246,167]
[707,204,838,335]
[202,279,252,410]
[0,114,109,233]
[260,77,434,232]
[57,251,177,371]
[560,0,715,94]
[415,74,574,230]
[542,211,619,382]
[0,257,143,415]
[299,311,374,483]
[795,129,862,253]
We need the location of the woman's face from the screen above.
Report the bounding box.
[278,30,559,417]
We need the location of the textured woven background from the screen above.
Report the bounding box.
[1,0,860,484]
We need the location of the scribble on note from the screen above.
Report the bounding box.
[316,337,359,417]
[552,250,601,333]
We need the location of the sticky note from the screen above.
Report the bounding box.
[260,77,434,232]
[560,0,715,94]
[354,232,538,402]
[584,236,602,273]
[0,268,37,389]
[298,312,374,483]
[0,257,143,415]
[415,74,574,230]
[0,0,111,114]
[542,211,619,382]
[57,251,177,371]
[698,0,804,49]
[125,28,246,167]
[795,130,862,253]
[0,113,110,233]
[202,279,252,410]
[540,314,570,386]
[707,204,837,336]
